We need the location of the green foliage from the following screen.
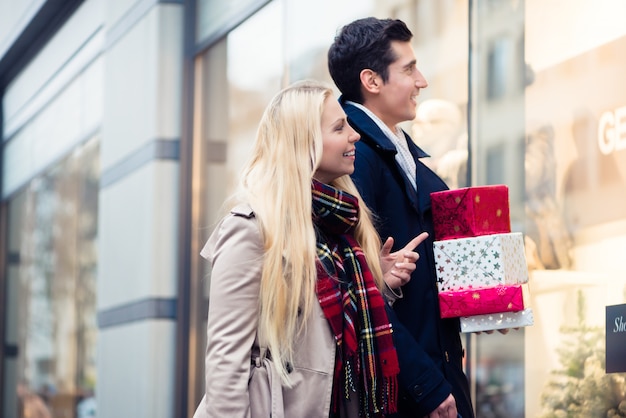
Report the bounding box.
[539,291,626,418]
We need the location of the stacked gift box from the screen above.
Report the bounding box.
[430,185,534,333]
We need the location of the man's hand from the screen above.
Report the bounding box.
[380,232,429,289]
[425,393,458,418]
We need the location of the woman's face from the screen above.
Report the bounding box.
[314,97,361,184]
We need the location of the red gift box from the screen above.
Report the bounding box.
[430,185,511,241]
[438,284,524,318]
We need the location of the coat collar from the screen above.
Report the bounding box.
[340,97,446,215]
[340,97,431,159]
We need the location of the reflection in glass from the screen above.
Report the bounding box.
[4,138,99,418]
[196,0,269,43]
[224,0,283,195]
[487,39,510,100]
[470,1,526,417]
[190,1,285,412]
[525,0,626,416]
[525,124,572,270]
[413,99,468,190]
[537,291,626,418]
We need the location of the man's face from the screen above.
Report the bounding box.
[371,41,428,130]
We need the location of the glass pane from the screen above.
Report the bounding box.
[524,0,626,416]
[2,56,103,199]
[197,0,470,277]
[196,0,269,43]
[469,1,526,417]
[285,0,470,190]
[190,0,285,410]
[470,0,626,416]
[3,137,99,418]
[283,0,372,84]
[190,0,472,413]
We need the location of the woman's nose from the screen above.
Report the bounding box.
[350,127,360,142]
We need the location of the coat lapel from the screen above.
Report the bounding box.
[343,101,438,215]
[405,132,449,213]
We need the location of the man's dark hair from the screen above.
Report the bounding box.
[328,17,413,103]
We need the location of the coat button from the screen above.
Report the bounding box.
[412,385,423,397]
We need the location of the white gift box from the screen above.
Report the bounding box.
[460,308,534,333]
[434,232,529,292]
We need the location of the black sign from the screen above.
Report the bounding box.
[606,304,626,373]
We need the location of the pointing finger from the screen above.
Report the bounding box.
[403,232,429,251]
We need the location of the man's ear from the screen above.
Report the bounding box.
[359,69,381,94]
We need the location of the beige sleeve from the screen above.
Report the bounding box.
[198,212,264,418]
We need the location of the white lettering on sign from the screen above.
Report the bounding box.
[598,105,626,155]
[614,316,626,333]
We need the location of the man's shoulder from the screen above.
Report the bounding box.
[342,101,374,129]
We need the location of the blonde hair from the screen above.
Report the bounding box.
[237,80,384,384]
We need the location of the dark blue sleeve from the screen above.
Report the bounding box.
[386,305,453,416]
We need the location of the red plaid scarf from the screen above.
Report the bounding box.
[312,180,399,417]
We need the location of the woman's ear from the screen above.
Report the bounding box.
[359,69,381,94]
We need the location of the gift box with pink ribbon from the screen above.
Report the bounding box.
[438,284,525,318]
[433,232,531,329]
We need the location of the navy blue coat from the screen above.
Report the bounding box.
[344,99,474,418]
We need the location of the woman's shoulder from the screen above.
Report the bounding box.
[229,203,255,218]
[200,203,261,261]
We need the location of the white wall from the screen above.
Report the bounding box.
[96,1,184,417]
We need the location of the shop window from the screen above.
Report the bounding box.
[189,0,471,415]
[3,138,99,418]
[188,0,285,411]
[196,0,269,44]
[524,1,626,416]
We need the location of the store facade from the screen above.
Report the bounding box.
[1,0,625,417]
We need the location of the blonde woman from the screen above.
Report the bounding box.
[193,80,428,418]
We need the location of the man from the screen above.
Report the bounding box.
[328,17,474,418]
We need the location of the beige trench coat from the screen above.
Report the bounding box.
[193,204,360,418]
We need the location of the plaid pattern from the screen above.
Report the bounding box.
[312,180,399,417]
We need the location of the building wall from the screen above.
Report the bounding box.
[2,0,103,198]
[96,0,183,417]
[1,2,105,417]
[1,0,185,417]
